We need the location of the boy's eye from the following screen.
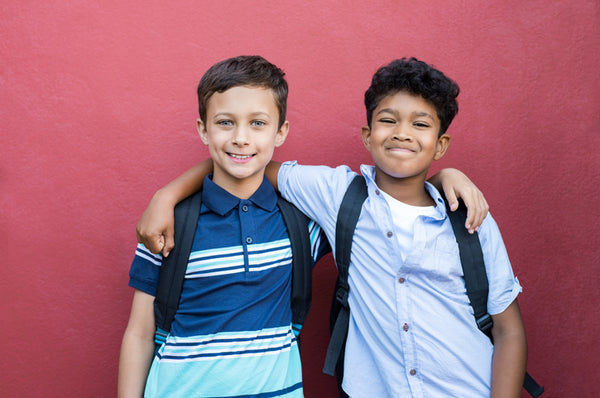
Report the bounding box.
[251,120,266,127]
[378,118,396,124]
[217,120,233,127]
[414,121,430,128]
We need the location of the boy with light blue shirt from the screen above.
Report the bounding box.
[134,58,515,397]
[275,58,527,397]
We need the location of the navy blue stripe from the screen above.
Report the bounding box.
[164,331,291,347]
[248,244,289,255]
[158,341,294,360]
[248,258,291,269]
[189,252,243,262]
[209,382,303,398]
[187,264,244,276]
[135,247,160,259]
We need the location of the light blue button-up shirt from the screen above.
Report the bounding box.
[278,162,521,398]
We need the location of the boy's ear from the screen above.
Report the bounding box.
[274,120,290,147]
[433,134,451,160]
[361,125,371,150]
[197,119,209,145]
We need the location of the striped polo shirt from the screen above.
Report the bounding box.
[129,176,328,398]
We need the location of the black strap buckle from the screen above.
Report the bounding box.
[335,288,348,307]
[476,313,493,334]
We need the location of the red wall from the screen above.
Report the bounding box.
[3,1,599,397]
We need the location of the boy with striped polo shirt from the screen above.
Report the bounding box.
[118,56,329,398]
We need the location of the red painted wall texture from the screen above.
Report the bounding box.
[2,1,599,397]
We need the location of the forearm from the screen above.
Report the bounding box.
[118,330,155,398]
[265,161,282,191]
[137,160,213,254]
[155,159,213,205]
[490,301,528,398]
[118,290,157,398]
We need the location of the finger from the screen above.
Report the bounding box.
[445,189,459,212]
[145,235,164,254]
[136,226,144,243]
[462,190,478,233]
[162,228,175,258]
[466,192,489,233]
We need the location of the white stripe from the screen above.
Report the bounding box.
[186,267,245,278]
[189,245,240,260]
[250,259,292,272]
[169,327,291,344]
[248,247,291,263]
[166,334,292,357]
[160,327,296,363]
[247,238,289,252]
[184,239,293,277]
[187,255,245,272]
[158,343,294,363]
[135,247,162,266]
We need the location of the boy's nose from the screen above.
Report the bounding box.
[232,127,250,145]
[393,124,412,140]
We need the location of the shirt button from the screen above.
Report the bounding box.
[403,323,409,332]
[386,231,393,238]
[242,205,248,212]
[246,237,253,244]
[410,369,417,376]
[398,277,405,284]
[375,189,380,195]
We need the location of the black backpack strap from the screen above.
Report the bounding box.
[523,372,545,397]
[153,190,203,349]
[276,195,313,335]
[323,175,368,377]
[444,198,492,336]
[445,198,543,396]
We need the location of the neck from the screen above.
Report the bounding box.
[374,169,435,207]
[211,172,263,200]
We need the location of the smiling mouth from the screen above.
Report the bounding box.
[387,147,414,152]
[228,153,255,160]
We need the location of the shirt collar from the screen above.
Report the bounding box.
[360,164,447,219]
[201,175,278,216]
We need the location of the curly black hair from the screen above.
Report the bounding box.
[364,57,459,136]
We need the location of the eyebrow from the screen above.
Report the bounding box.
[414,111,435,120]
[213,111,272,119]
[376,108,435,120]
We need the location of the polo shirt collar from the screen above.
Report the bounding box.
[201,175,278,216]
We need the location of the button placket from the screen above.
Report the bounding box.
[239,200,252,271]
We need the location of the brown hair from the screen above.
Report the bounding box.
[197,55,288,128]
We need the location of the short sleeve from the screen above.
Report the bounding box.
[478,214,522,315]
[277,161,357,235]
[128,244,162,296]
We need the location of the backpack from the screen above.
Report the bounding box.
[153,190,313,350]
[323,175,544,398]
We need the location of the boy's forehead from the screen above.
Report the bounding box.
[207,85,279,114]
[376,90,438,117]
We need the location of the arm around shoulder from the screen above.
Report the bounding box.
[489,299,528,398]
[265,161,282,192]
[428,168,489,233]
[136,160,213,256]
[118,290,157,398]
